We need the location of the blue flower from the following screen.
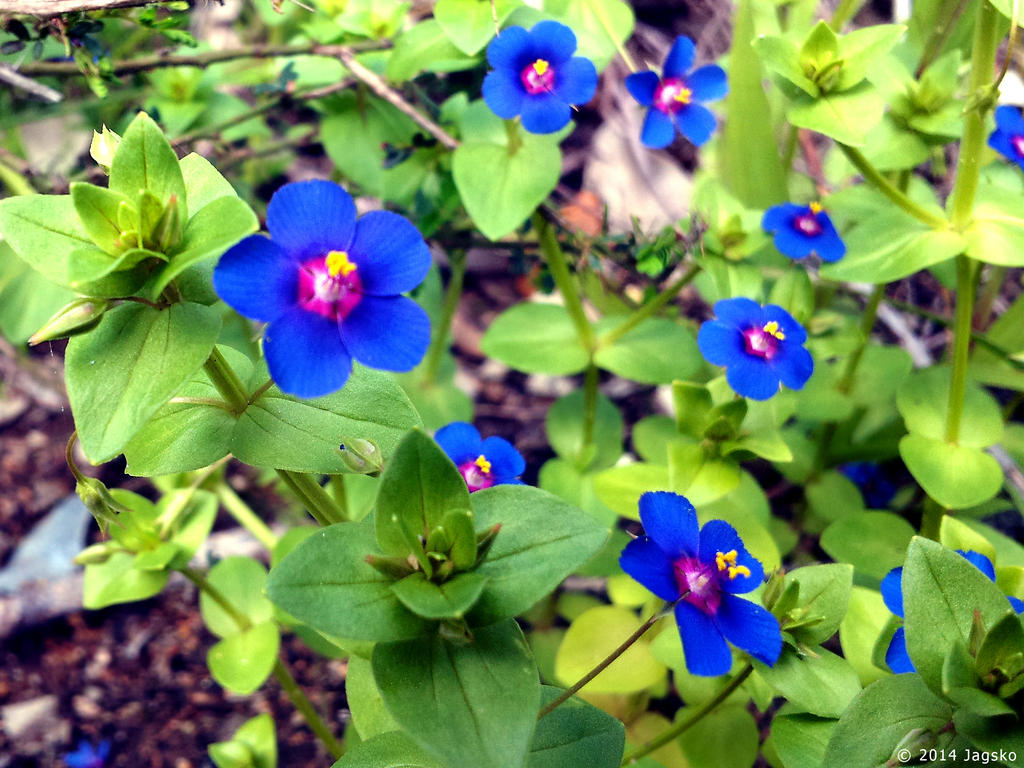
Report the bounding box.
[697,297,813,401]
[988,105,1024,171]
[64,740,110,768]
[881,549,1024,674]
[435,422,525,492]
[762,202,846,262]
[482,21,598,134]
[214,181,432,398]
[839,462,898,509]
[619,492,781,677]
[625,36,728,149]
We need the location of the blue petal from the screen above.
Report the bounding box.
[698,320,744,367]
[687,65,728,102]
[698,519,764,595]
[813,215,846,262]
[663,36,696,79]
[638,491,699,558]
[554,56,598,106]
[348,211,431,296]
[880,567,904,617]
[640,108,676,149]
[487,25,532,70]
[676,103,717,147]
[762,203,805,233]
[1009,596,1024,614]
[770,342,814,391]
[674,600,732,676]
[480,435,526,481]
[619,536,680,602]
[340,295,430,372]
[886,626,915,673]
[772,224,818,260]
[626,71,659,106]
[994,104,1024,133]
[214,235,297,322]
[435,422,483,465]
[713,297,764,328]
[762,304,807,344]
[716,594,782,666]
[264,306,352,398]
[265,180,357,262]
[958,550,996,581]
[483,69,525,119]
[530,20,577,65]
[521,93,572,134]
[726,356,780,400]
[988,128,1020,162]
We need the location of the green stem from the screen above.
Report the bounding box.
[915,0,971,77]
[277,469,346,526]
[539,604,669,720]
[920,499,945,540]
[204,347,249,414]
[180,568,343,758]
[533,213,596,353]
[781,124,799,180]
[422,251,467,384]
[600,264,701,346]
[974,265,1007,329]
[838,283,885,394]
[329,475,349,520]
[581,364,599,461]
[216,484,279,551]
[837,144,947,228]
[945,256,979,444]
[829,0,864,29]
[621,663,754,764]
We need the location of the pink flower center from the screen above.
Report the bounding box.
[521,58,555,95]
[793,212,822,236]
[743,321,786,360]
[673,556,722,614]
[653,77,692,114]
[297,250,363,321]
[458,454,494,493]
[1012,135,1024,157]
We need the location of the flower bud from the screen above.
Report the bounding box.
[89,125,121,174]
[29,299,108,345]
[74,541,117,565]
[77,476,130,535]
[336,438,384,474]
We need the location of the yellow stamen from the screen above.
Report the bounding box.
[325,250,357,278]
[674,87,693,104]
[715,550,738,572]
[762,321,786,341]
[532,59,550,76]
[475,454,492,474]
[809,201,823,214]
[728,564,751,580]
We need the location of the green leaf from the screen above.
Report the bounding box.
[805,471,864,522]
[593,462,671,520]
[469,484,609,624]
[839,586,890,686]
[835,24,906,90]
[554,606,666,694]
[0,194,94,286]
[677,704,759,768]
[543,0,634,71]
[899,434,1003,510]
[939,515,997,563]
[82,552,170,609]
[330,732,444,768]
[799,21,840,77]
[65,301,221,463]
[386,19,480,82]
[375,428,471,558]
[769,713,835,768]
[756,647,862,718]
[902,536,1017,695]
[821,674,951,768]
[538,458,618,527]
[897,366,1003,448]
[210,714,277,768]
[207,620,280,695]
[755,34,818,96]
[821,513,916,581]
[953,710,1024,768]
[964,182,1024,266]
[266,521,430,642]
[372,619,541,768]
[390,572,488,620]
[232,367,422,473]
[434,0,521,54]
[786,83,886,147]
[546,389,623,471]
[70,182,133,255]
[782,564,854,646]
[199,556,274,638]
[453,127,561,240]
[481,302,589,375]
[109,112,187,217]
[527,685,625,768]
[346,656,399,741]
[594,318,700,384]
[0,242,76,345]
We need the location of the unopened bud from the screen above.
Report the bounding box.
[337,438,384,474]
[365,554,415,581]
[76,476,130,535]
[90,125,121,174]
[475,523,502,564]
[892,727,937,761]
[29,299,108,345]
[74,541,117,565]
[150,194,182,254]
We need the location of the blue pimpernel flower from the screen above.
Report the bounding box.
[482,21,598,134]
[839,462,898,509]
[435,422,525,492]
[988,104,1024,171]
[697,297,813,401]
[64,739,110,768]
[762,202,846,262]
[881,549,1024,674]
[619,491,782,677]
[214,180,432,399]
[625,35,728,149]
